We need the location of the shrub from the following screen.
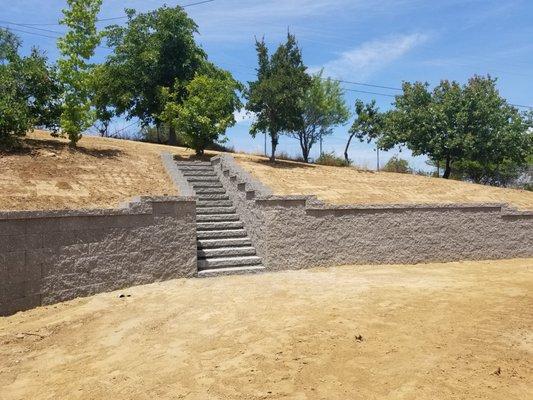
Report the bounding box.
[316,151,351,167]
[382,156,411,173]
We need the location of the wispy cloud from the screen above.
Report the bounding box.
[314,33,429,80]
[233,109,255,125]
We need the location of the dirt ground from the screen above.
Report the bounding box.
[0,131,206,211]
[234,155,533,210]
[1,131,532,210]
[1,258,531,400]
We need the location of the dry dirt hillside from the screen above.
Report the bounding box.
[234,154,533,210]
[0,131,213,211]
[0,130,532,211]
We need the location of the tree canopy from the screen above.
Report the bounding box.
[384,76,530,180]
[102,5,207,143]
[0,29,61,150]
[289,71,350,162]
[160,66,242,155]
[345,99,383,164]
[246,33,311,162]
[57,0,103,146]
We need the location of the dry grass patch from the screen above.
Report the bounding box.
[1,258,531,399]
[0,131,217,211]
[234,154,533,210]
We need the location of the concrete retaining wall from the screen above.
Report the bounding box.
[213,154,533,271]
[0,196,197,316]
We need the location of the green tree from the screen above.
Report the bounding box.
[289,71,350,162]
[103,5,206,143]
[89,64,115,136]
[345,99,383,163]
[58,0,102,146]
[160,68,242,155]
[385,76,529,180]
[246,33,311,162]
[0,29,61,150]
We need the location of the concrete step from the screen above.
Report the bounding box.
[176,165,213,171]
[175,161,212,166]
[185,176,220,182]
[196,229,247,239]
[196,214,239,222]
[198,237,252,249]
[181,169,218,178]
[196,194,229,201]
[196,206,236,214]
[195,187,226,194]
[191,181,223,188]
[198,246,256,258]
[197,265,265,278]
[197,199,233,207]
[198,255,262,270]
[197,221,244,231]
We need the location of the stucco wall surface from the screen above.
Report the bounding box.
[0,196,197,316]
[212,155,533,271]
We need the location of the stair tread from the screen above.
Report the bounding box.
[197,265,265,276]
[198,238,252,248]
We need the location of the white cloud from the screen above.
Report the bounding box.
[233,109,255,125]
[314,33,429,80]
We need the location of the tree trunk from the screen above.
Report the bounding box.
[443,156,452,179]
[168,125,177,146]
[270,132,277,162]
[299,131,309,163]
[344,134,354,163]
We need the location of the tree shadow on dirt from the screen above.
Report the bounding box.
[3,138,123,159]
[252,158,314,169]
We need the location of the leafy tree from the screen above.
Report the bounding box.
[0,29,61,150]
[345,99,383,163]
[103,5,206,143]
[382,155,411,173]
[288,71,350,162]
[385,76,529,180]
[0,29,20,63]
[246,33,311,162]
[58,0,102,146]
[89,64,115,136]
[160,67,242,155]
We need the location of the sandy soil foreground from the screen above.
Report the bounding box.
[0,259,532,400]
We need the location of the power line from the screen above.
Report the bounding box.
[341,88,396,98]
[13,0,216,27]
[337,79,402,91]
[0,20,65,35]
[0,25,59,39]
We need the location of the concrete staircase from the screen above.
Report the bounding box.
[174,160,264,277]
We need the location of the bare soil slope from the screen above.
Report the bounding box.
[1,131,531,210]
[234,155,533,210]
[1,258,531,399]
[0,131,204,210]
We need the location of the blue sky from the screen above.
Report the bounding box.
[2,0,532,170]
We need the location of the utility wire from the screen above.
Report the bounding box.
[341,88,396,98]
[12,0,216,27]
[0,25,59,39]
[0,20,64,35]
[337,79,402,91]
[0,25,113,50]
